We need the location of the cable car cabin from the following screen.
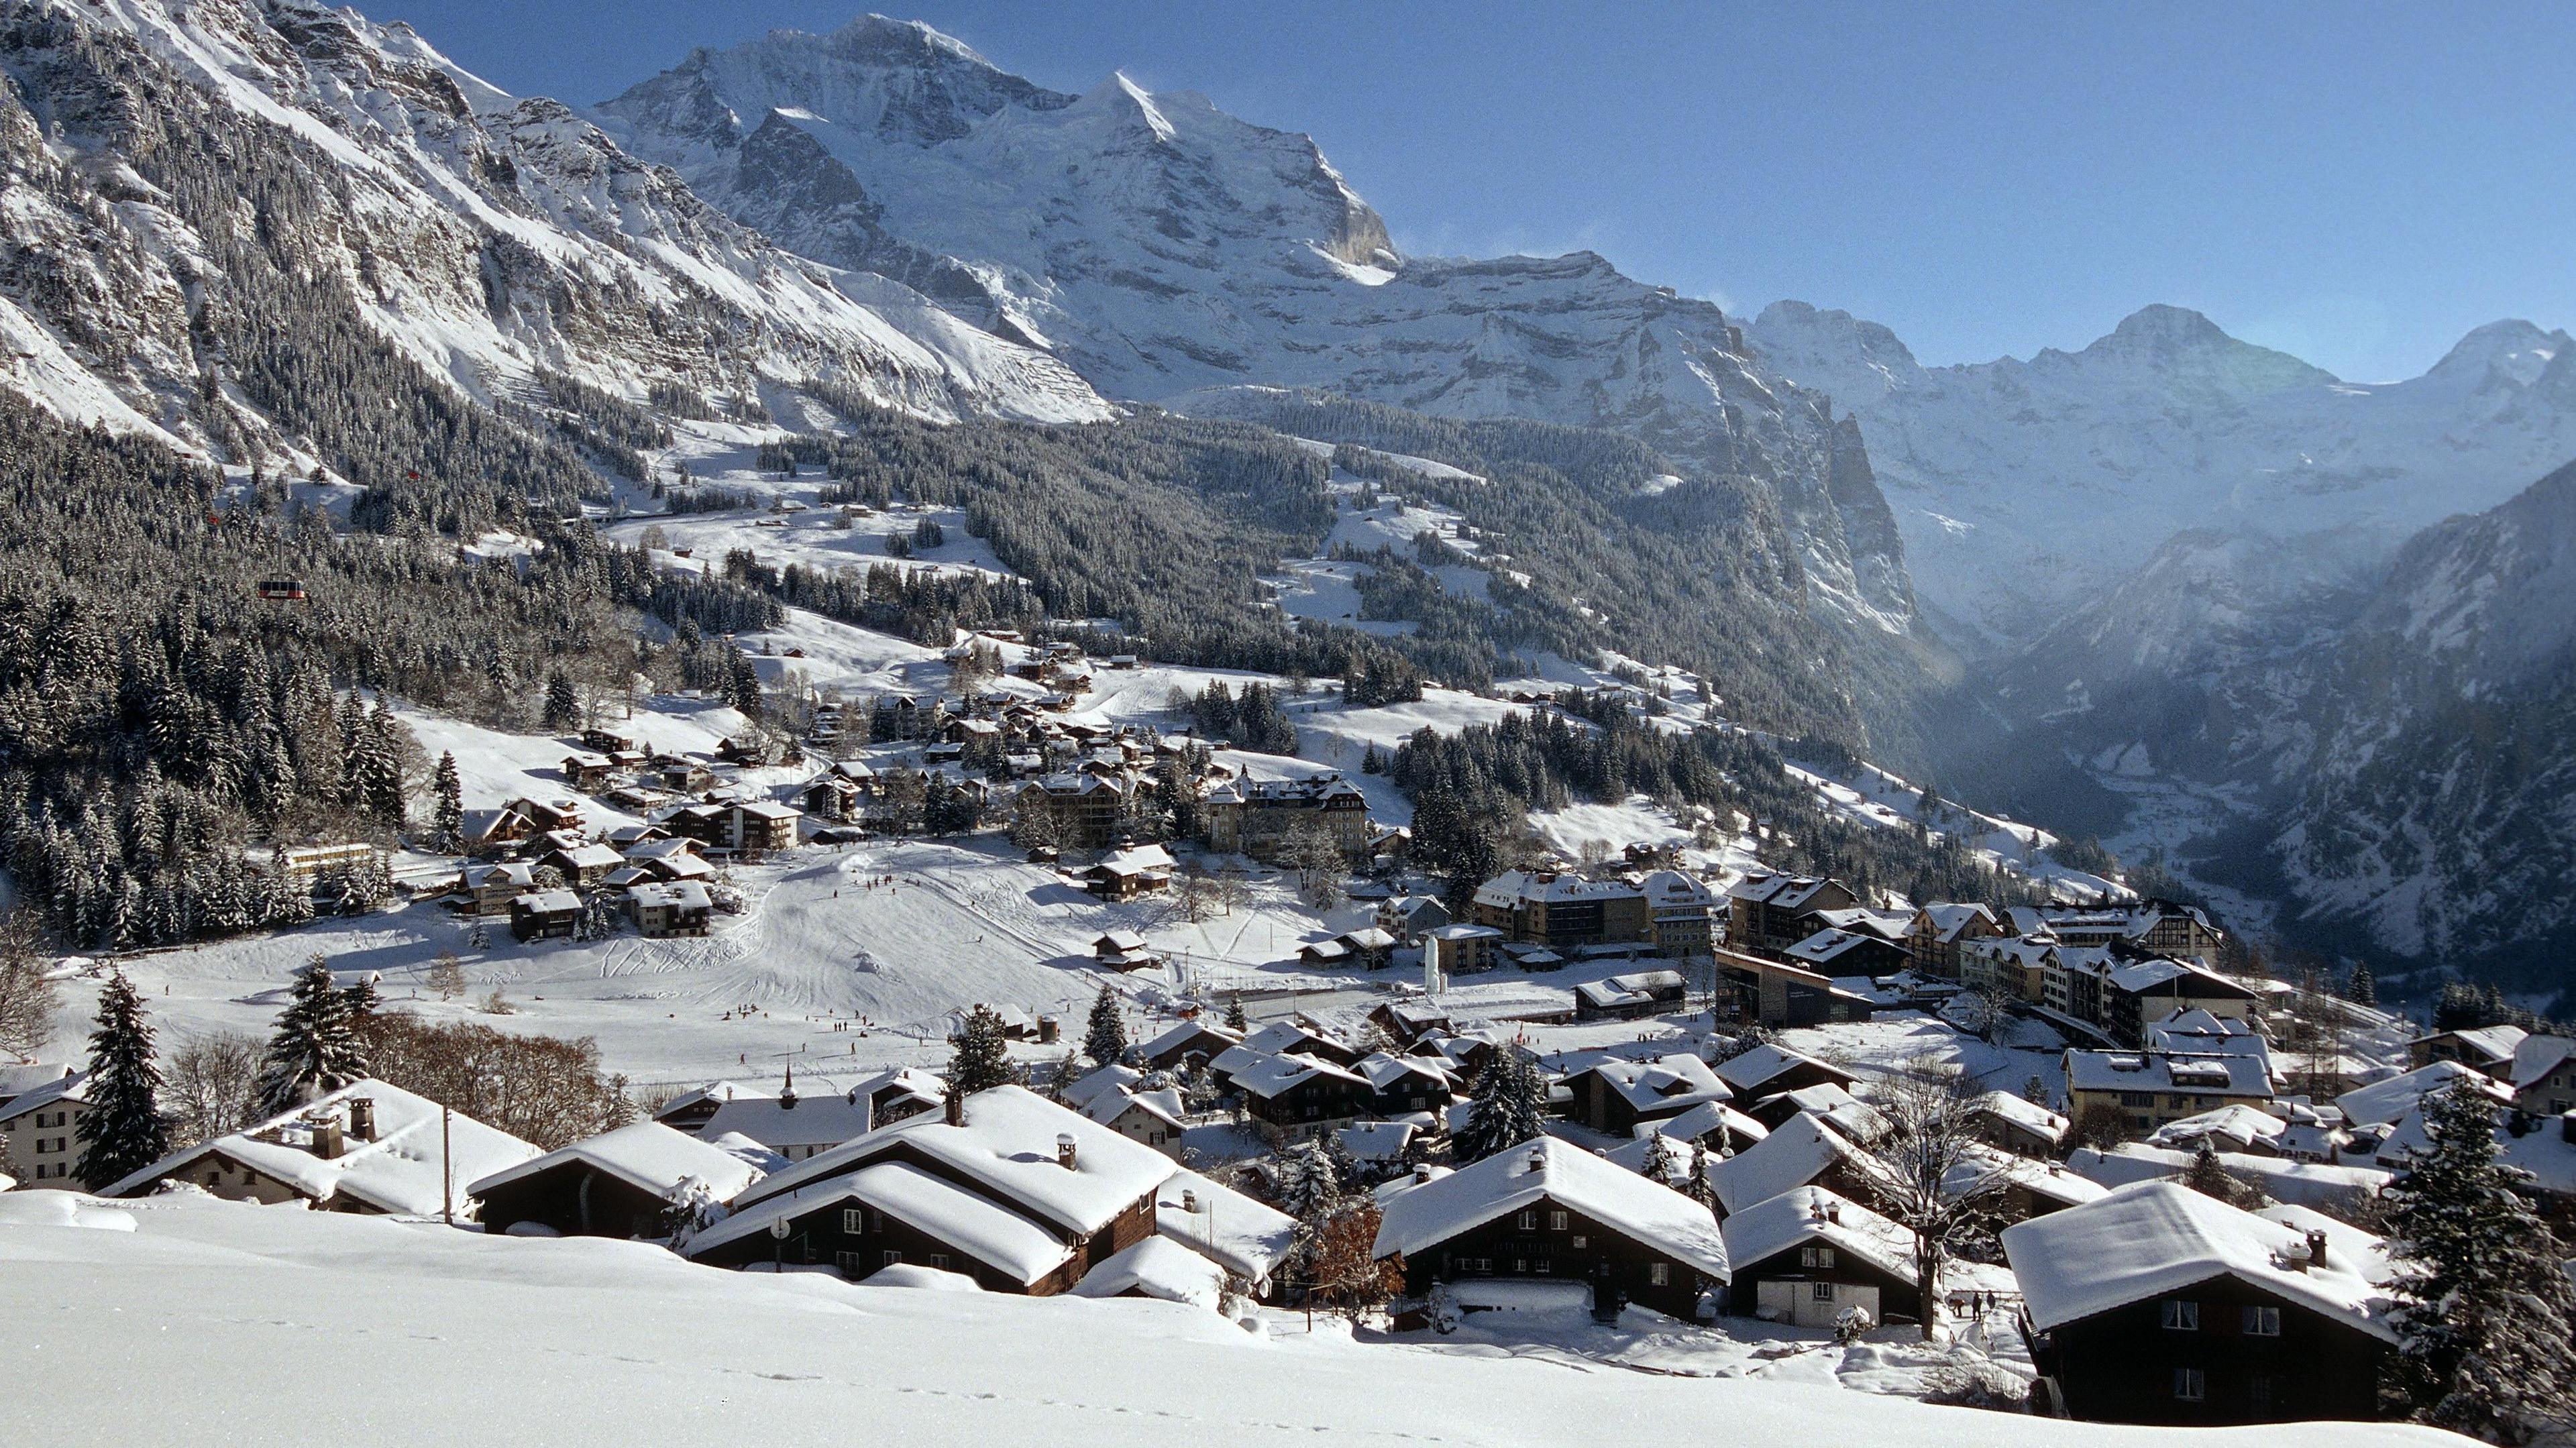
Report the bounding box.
[256,579,308,602]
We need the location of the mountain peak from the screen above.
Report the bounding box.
[2426,318,2566,388]
[2098,303,2233,353]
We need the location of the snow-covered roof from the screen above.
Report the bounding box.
[2511,1034,2576,1092]
[1063,1064,1143,1109]
[2003,1182,2395,1342]
[1576,1052,1731,1114]
[1632,1098,1768,1148]
[2145,1103,2286,1154]
[1240,1019,1346,1058]
[1472,870,1646,908]
[1971,1090,2069,1145]
[654,1080,774,1121]
[1072,1234,1227,1309]
[547,843,623,870]
[690,1161,1075,1285]
[1084,1087,1185,1134]
[863,1262,981,1291]
[1137,1018,1242,1060]
[1373,1138,1729,1283]
[1572,970,1687,1009]
[1781,928,1886,966]
[627,880,712,910]
[1917,902,1998,942]
[0,1068,87,1124]
[1711,1043,1847,1096]
[698,1090,872,1152]
[2418,1023,2525,1064]
[2064,1050,2271,1099]
[0,1061,74,1104]
[468,1120,760,1203]
[2372,1107,2576,1195]
[1955,1141,2106,1209]
[2065,1144,2391,1210]
[103,1080,539,1216]
[1337,1120,1417,1162]
[2254,1203,2396,1288]
[1721,1184,1917,1284]
[1155,1167,1295,1282]
[1707,1111,1888,1217]
[1226,1050,1369,1101]
[734,1087,1175,1237]
[1751,1082,1885,1142]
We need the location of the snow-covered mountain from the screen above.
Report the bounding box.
[592,16,1920,642]
[1748,300,2576,651]
[0,0,1104,469]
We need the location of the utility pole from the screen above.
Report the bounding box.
[441,1103,453,1227]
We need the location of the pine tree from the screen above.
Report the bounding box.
[2182,1143,2266,1209]
[256,956,368,1117]
[1274,1134,1346,1283]
[1084,986,1128,1067]
[74,970,171,1188]
[431,750,464,850]
[1451,1050,1549,1164]
[543,669,580,731]
[947,1004,1017,1095]
[2383,1078,2576,1441]
[1224,995,1248,1034]
[2346,962,2378,1007]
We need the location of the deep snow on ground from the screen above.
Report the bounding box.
[0,1191,2452,1447]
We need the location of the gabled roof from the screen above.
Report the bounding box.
[2337,1060,2510,1126]
[468,1120,760,1203]
[2063,1050,2271,1099]
[1138,1018,1242,1060]
[1707,1111,1889,1217]
[2512,1034,2576,1092]
[689,1162,1073,1285]
[1751,1082,1885,1141]
[1373,1137,1729,1282]
[1072,1235,1227,1308]
[1155,1167,1295,1282]
[102,1080,538,1215]
[1226,1050,1370,1101]
[698,1091,873,1152]
[1916,902,1998,942]
[653,1080,774,1121]
[1084,1086,1186,1134]
[1573,1052,1729,1113]
[0,1068,87,1125]
[1063,1064,1144,1110]
[1970,1090,2069,1145]
[731,1087,1175,1237]
[2003,1182,2395,1342]
[1711,1042,1850,1096]
[1336,1119,1417,1162]
[2065,1144,2392,1211]
[1721,1184,1917,1283]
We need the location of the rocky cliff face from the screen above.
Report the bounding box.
[594,17,1921,651]
[0,0,1105,470]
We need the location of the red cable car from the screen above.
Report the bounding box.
[256,579,308,602]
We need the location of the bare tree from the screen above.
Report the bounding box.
[427,951,468,1001]
[1215,866,1250,917]
[0,909,58,1061]
[1175,860,1216,924]
[1864,1056,2011,1341]
[1285,819,1347,911]
[164,1031,264,1146]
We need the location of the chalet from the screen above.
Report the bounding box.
[1472,871,1651,948]
[2063,1050,2273,1138]
[509,889,583,942]
[1962,935,2070,1007]
[469,1121,762,1238]
[659,801,729,847]
[2068,1144,2392,1215]
[1295,937,1354,968]
[1337,1119,1420,1178]
[541,842,623,887]
[1743,1082,1886,1141]
[1155,1168,1295,1295]
[687,1087,1175,1295]
[0,1069,88,1186]
[561,751,616,790]
[659,761,715,794]
[1375,894,1452,944]
[1373,1138,1732,1321]
[627,881,713,938]
[1018,773,1127,850]
[1081,1086,1188,1152]
[1093,930,1160,972]
[1723,873,1860,957]
[2053,955,2264,1046]
[1564,1052,1731,1135]
[623,837,712,883]
[1711,946,1876,1029]
[1238,1019,1362,1067]
[1201,773,1371,861]
[2513,1036,2576,1117]
[1138,1018,1243,1073]
[1421,922,1505,979]
[1574,969,1689,1022]
[1972,1090,2073,1158]
[727,800,802,853]
[1338,927,1398,970]
[1782,926,1913,977]
[847,1067,949,1128]
[1711,1042,1858,1103]
[2004,1182,2394,1425]
[1368,999,1453,1046]
[101,1081,537,1217]
[2335,1062,2506,1129]
[458,861,535,915]
[1082,844,1173,901]
[581,728,639,755]
[1722,1185,1924,1328]
[800,774,865,822]
[2404,1023,2525,1079]
[1707,1111,1894,1218]
[696,1074,873,1160]
[653,1081,773,1134]
[2020,899,2226,959]
[1909,903,2005,979]
[1356,1052,1455,1119]
[1224,1051,1376,1133]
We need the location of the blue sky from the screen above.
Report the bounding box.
[389,1,2575,381]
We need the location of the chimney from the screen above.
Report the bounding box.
[346,1097,376,1142]
[1525,1146,1546,1173]
[1181,1190,1199,1213]
[945,1089,964,1127]
[2307,1230,2328,1270]
[311,1120,345,1160]
[1057,1133,1079,1170]
[1414,1164,1434,1185]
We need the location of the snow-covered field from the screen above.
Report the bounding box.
[0,1190,2447,1447]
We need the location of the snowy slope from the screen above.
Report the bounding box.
[1749,301,2576,653]
[0,1191,2457,1447]
[0,0,1105,465]
[591,17,1919,643]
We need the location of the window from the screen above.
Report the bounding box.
[1548,1211,1568,1231]
[1570,1235,1587,1249]
[1801,1245,1837,1269]
[2161,1300,2199,1331]
[1530,1258,1551,1274]
[1648,1263,1670,1286]
[834,1251,865,1273]
[843,1209,865,1234]
[928,1254,949,1270]
[2241,1305,2280,1337]
[2121,1091,2156,1108]
[2173,1368,2205,1402]
[882,1250,903,1267]
[2249,1376,2273,1408]
[1811,1282,1835,1302]
[1456,1256,1492,1272]
[1517,1210,1538,1231]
